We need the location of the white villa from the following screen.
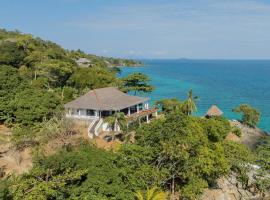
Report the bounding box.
[64,87,157,138]
[75,58,92,68]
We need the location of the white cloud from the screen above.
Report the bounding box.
[66,0,270,58]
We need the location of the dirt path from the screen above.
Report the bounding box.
[229,120,267,149]
[0,125,32,177]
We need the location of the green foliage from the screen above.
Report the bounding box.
[121,72,154,94]
[233,104,260,127]
[67,67,117,90]
[10,168,88,200]
[155,98,182,114]
[11,115,75,149]
[11,88,61,126]
[135,112,230,199]
[254,137,270,171]
[30,145,137,199]
[0,41,25,67]
[222,141,254,174]
[68,49,140,67]
[203,116,231,142]
[231,126,242,137]
[0,66,27,122]
[180,176,208,200]
[255,174,270,196]
[181,89,198,115]
[5,111,266,200]
[3,28,267,200]
[0,179,10,200]
[0,28,144,127]
[104,112,127,135]
[135,186,168,200]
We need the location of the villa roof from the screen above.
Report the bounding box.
[206,105,223,117]
[64,87,149,111]
[76,58,91,63]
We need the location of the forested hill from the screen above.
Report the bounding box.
[0,28,146,128]
[0,28,270,200]
[0,28,142,68]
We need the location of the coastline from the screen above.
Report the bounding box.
[120,60,270,132]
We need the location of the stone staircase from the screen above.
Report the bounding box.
[88,118,103,139]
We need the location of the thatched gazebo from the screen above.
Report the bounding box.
[205,105,223,118]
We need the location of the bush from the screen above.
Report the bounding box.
[232,126,242,137]
[204,116,231,142]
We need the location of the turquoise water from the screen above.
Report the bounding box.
[120,60,270,132]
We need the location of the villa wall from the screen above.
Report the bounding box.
[66,108,99,119]
[102,122,120,132]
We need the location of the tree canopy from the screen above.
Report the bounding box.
[0,28,148,128]
[233,104,260,127]
[121,72,154,94]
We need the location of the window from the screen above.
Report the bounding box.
[86,109,95,116]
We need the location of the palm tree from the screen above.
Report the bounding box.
[104,112,127,140]
[135,187,167,200]
[181,89,199,115]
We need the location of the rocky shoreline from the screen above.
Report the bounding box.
[201,122,269,200]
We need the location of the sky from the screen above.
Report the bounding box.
[1,0,270,59]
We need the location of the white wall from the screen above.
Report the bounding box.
[102,122,120,132]
[66,108,99,119]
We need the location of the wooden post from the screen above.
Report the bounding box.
[145,102,149,109]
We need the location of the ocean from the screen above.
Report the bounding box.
[120,59,270,132]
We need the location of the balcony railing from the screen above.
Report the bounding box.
[125,108,158,121]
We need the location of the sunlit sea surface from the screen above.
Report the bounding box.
[120,60,270,132]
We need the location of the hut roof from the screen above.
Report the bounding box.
[64,87,149,111]
[206,105,223,117]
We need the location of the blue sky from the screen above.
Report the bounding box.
[1,0,270,59]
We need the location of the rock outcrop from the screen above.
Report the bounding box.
[201,172,270,200]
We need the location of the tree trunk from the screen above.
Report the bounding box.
[61,88,64,101]
[171,176,175,200]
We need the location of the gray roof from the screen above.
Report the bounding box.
[64,87,149,111]
[76,58,91,64]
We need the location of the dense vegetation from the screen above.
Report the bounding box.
[0,28,269,200]
[2,111,269,200]
[0,28,147,146]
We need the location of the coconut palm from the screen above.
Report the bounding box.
[104,112,127,140]
[181,89,199,115]
[135,187,167,200]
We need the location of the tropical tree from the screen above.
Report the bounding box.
[10,169,88,200]
[15,34,34,53]
[0,41,25,67]
[68,67,116,91]
[104,112,127,140]
[155,98,182,114]
[181,89,199,115]
[121,72,154,95]
[135,187,167,200]
[233,104,260,127]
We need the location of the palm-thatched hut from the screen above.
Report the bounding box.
[205,105,223,118]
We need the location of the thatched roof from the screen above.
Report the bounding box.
[64,87,149,111]
[206,105,223,117]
